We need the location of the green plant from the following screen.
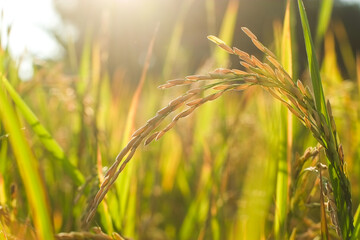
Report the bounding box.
[83,3,355,239]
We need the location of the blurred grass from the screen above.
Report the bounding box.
[0,0,359,239]
[1,76,84,185]
[0,75,54,240]
[315,0,334,47]
[299,0,353,237]
[163,0,195,79]
[274,0,293,239]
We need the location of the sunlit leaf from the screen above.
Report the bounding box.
[0,76,84,185]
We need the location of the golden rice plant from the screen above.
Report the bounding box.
[83,26,354,239]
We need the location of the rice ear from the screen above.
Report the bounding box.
[241,27,258,40]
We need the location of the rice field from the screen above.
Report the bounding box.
[0,0,360,239]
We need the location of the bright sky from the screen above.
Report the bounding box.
[0,0,63,79]
[0,0,63,59]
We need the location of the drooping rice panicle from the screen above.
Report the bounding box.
[83,27,353,239]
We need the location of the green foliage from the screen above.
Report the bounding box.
[274,1,293,239]
[298,0,354,238]
[1,77,84,185]
[0,75,54,240]
[316,0,334,46]
[298,0,327,117]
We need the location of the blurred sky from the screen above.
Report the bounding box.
[0,0,63,59]
[0,0,359,79]
[0,0,65,79]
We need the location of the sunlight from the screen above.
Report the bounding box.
[0,0,62,60]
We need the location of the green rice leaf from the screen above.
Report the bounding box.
[316,0,334,46]
[213,0,239,65]
[0,76,84,185]
[0,80,54,240]
[297,0,328,120]
[352,204,360,240]
[274,1,292,239]
[298,1,354,238]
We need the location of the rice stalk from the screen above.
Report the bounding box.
[298,0,353,237]
[318,162,330,239]
[83,26,354,238]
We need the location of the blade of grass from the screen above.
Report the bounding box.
[0,76,84,186]
[96,147,114,233]
[297,0,328,118]
[319,165,330,240]
[298,1,354,238]
[281,0,293,75]
[289,0,299,80]
[160,132,182,192]
[315,0,334,47]
[0,79,54,240]
[0,172,5,204]
[179,143,214,240]
[333,21,356,79]
[321,31,343,84]
[73,32,92,165]
[352,204,360,240]
[355,54,360,237]
[0,131,7,204]
[78,31,92,97]
[214,0,239,66]
[162,0,194,79]
[274,1,292,238]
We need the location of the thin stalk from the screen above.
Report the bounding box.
[298,1,354,237]
[274,1,292,238]
[0,78,54,240]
